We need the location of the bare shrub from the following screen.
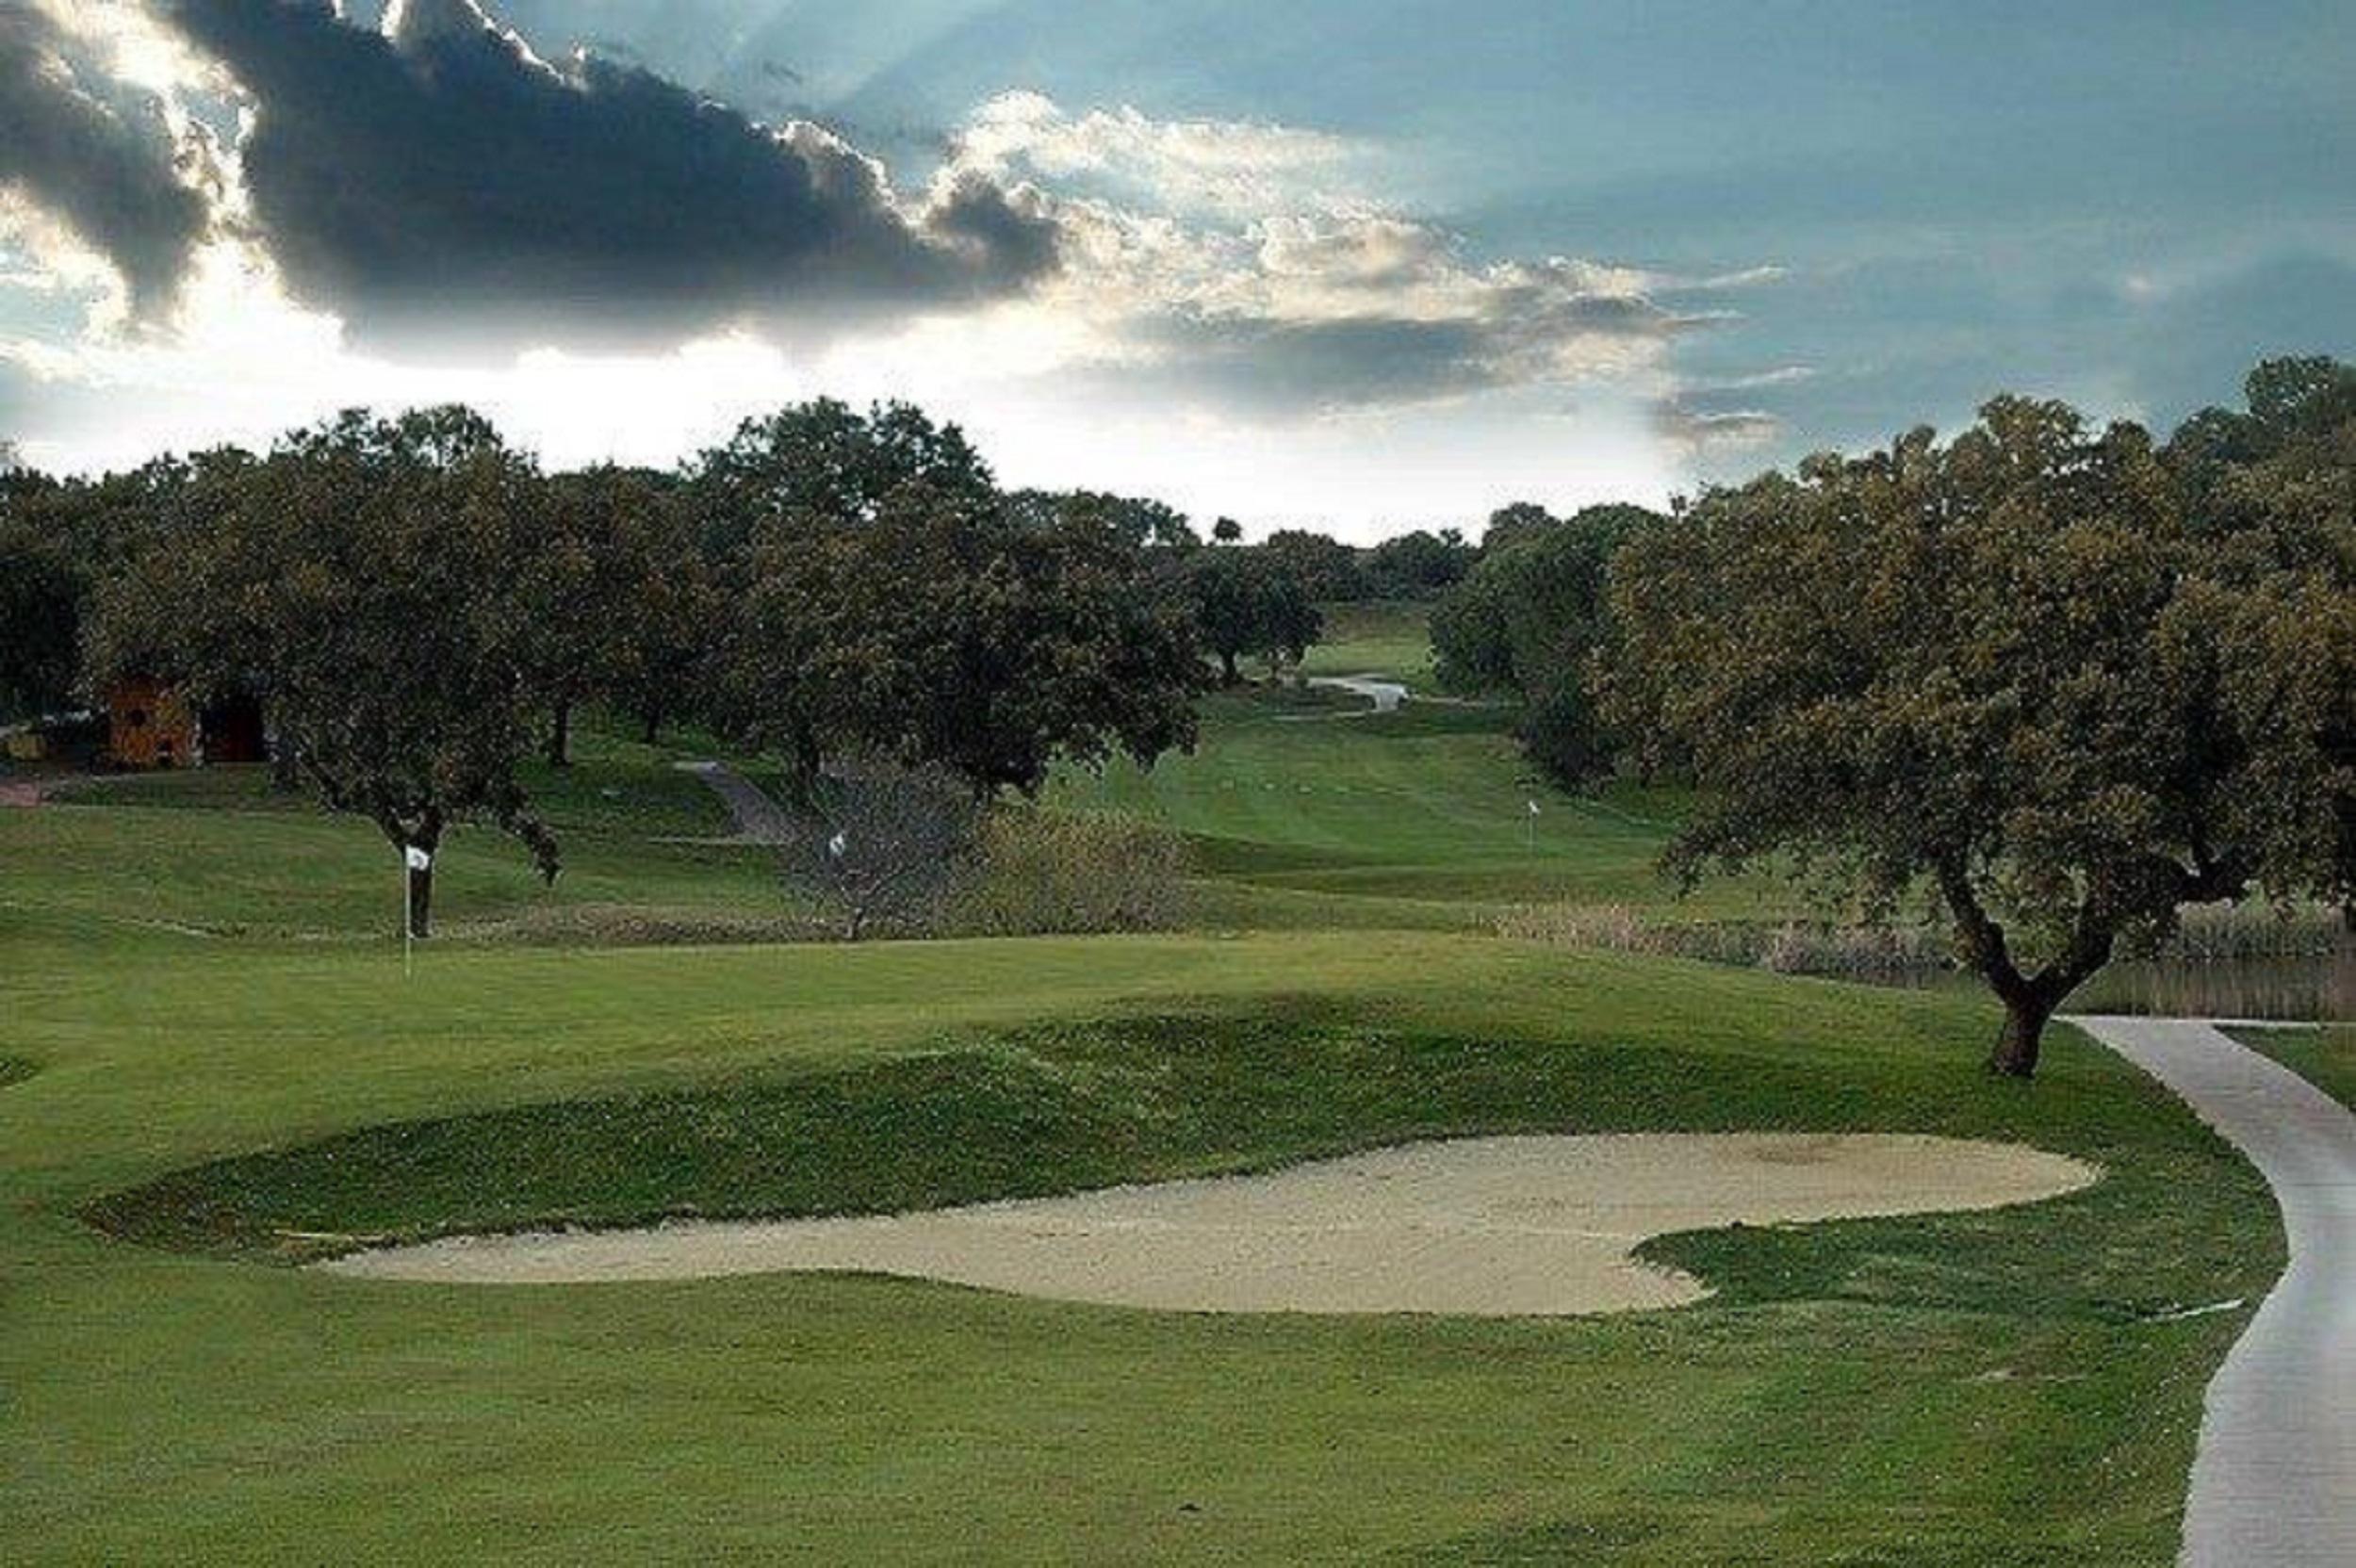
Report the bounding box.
[776,760,982,940]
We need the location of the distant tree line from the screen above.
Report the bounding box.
[0,398,1525,935]
[12,356,2343,1054]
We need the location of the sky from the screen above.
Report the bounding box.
[1,0,2351,540]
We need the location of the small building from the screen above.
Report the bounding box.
[105,678,267,770]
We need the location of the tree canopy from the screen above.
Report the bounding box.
[94,408,559,936]
[1432,502,1661,785]
[1607,382,2354,1075]
[712,414,1208,795]
[1182,547,1322,686]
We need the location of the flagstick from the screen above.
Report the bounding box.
[402,852,413,981]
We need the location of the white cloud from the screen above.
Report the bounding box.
[952,90,1364,220]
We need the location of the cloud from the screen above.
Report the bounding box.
[953,90,1363,220]
[0,8,1764,492]
[1652,400,1779,454]
[956,99,1732,411]
[0,2,213,319]
[153,0,1059,347]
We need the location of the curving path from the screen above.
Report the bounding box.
[673,760,792,842]
[2071,1016,2356,1567]
[1305,674,1409,714]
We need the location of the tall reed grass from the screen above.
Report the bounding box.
[1497,900,2348,980]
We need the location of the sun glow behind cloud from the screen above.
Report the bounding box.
[0,0,1726,533]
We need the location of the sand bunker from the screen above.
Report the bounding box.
[322,1134,2097,1315]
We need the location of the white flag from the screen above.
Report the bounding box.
[827,831,848,859]
[403,844,433,872]
[1527,799,1541,816]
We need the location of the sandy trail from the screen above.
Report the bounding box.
[324,1133,2097,1315]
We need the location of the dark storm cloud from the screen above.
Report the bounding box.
[1105,273,1701,414]
[0,3,210,318]
[158,0,1060,346]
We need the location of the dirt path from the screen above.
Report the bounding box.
[0,780,44,808]
[2071,1016,2356,1567]
[323,1133,2095,1314]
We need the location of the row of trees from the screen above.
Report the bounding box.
[1429,356,2354,1075]
[5,402,1274,932]
[11,361,2347,1074]
[0,392,1575,933]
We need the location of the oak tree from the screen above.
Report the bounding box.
[96,408,558,937]
[1607,393,2352,1076]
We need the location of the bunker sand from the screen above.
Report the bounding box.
[324,1133,2098,1315]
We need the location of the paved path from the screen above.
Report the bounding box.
[2071,1016,2356,1566]
[1305,674,1409,714]
[673,760,792,842]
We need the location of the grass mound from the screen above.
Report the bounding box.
[88,1009,2260,1328]
[0,1057,33,1089]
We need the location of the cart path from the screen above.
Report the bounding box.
[673,760,791,842]
[1306,674,1409,713]
[2070,1016,2356,1567]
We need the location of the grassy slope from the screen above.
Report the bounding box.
[1297,599,1438,690]
[1054,694,1776,919]
[3,923,2273,1564]
[0,626,2283,1563]
[1056,602,1784,921]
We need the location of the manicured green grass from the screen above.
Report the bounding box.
[3,719,777,942]
[2230,1024,2356,1109]
[0,802,774,941]
[1053,690,1776,918]
[6,925,2273,1563]
[0,617,2284,1562]
[1300,598,1439,689]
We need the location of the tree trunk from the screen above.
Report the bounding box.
[641,706,663,745]
[548,699,573,768]
[1219,650,1239,686]
[1987,989,2053,1078]
[406,858,434,940]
